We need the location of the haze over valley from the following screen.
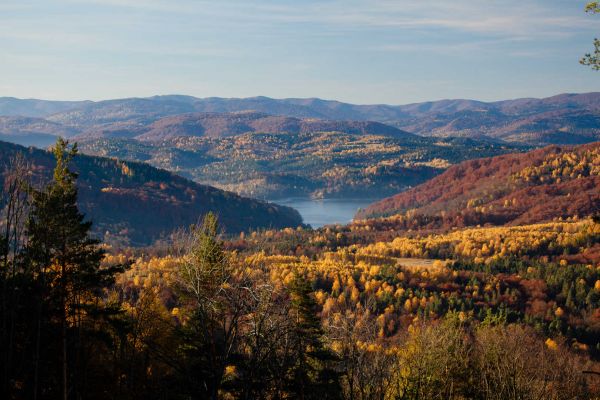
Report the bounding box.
[3,92,600,226]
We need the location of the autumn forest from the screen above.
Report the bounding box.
[3,1,600,398]
[0,134,599,399]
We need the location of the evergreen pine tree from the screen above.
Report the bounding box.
[177,212,235,400]
[25,138,122,399]
[287,274,342,400]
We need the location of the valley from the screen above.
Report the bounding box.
[77,132,513,199]
[3,92,598,205]
[1,94,599,398]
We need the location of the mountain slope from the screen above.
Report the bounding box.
[357,142,600,229]
[0,116,81,147]
[78,134,515,199]
[0,141,303,246]
[0,97,90,118]
[77,111,416,141]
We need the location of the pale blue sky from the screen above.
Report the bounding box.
[2,0,600,104]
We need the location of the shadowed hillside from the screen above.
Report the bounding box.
[0,140,303,246]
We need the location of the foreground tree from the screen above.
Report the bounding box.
[287,274,342,400]
[391,318,472,400]
[0,153,31,399]
[325,305,396,400]
[24,138,124,399]
[176,212,243,399]
[474,324,589,400]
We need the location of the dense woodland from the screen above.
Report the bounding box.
[359,142,600,225]
[78,133,514,199]
[1,138,600,399]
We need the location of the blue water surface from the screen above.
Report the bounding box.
[270,198,379,228]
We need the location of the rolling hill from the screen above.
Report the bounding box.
[0,97,91,118]
[0,116,80,147]
[75,111,416,141]
[356,142,600,229]
[395,108,600,145]
[78,134,515,199]
[2,93,600,145]
[0,110,416,144]
[0,140,303,246]
[0,108,516,199]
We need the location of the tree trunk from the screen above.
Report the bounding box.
[62,263,68,400]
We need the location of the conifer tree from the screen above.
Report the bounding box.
[176,212,237,400]
[25,138,120,399]
[287,274,342,400]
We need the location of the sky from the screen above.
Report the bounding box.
[1,0,600,104]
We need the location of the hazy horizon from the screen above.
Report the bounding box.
[2,0,600,104]
[4,90,600,107]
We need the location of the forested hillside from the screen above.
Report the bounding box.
[75,111,416,141]
[88,210,600,398]
[79,134,514,199]
[357,142,600,228]
[0,140,302,245]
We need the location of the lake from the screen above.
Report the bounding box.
[270,198,379,228]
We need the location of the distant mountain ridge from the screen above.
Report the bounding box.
[5,92,600,122]
[0,140,303,246]
[1,92,599,145]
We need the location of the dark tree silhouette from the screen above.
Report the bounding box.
[24,138,124,399]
